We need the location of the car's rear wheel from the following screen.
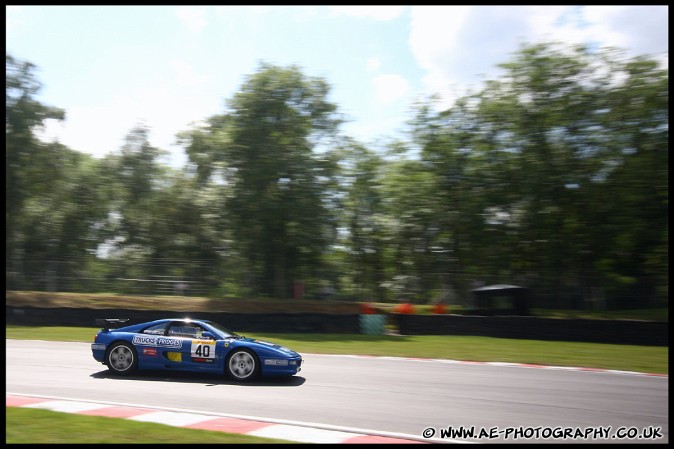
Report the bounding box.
[226,349,259,381]
[106,342,138,375]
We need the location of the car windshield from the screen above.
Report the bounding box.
[204,321,241,339]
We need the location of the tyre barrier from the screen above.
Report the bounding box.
[5,306,668,345]
[393,314,668,346]
[5,306,361,334]
[359,314,387,335]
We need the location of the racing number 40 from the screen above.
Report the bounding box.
[191,340,216,359]
[194,344,210,357]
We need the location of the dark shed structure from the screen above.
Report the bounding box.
[471,284,531,316]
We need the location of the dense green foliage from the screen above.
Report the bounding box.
[5,43,668,309]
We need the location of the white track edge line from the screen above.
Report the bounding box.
[6,392,461,444]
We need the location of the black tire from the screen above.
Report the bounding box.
[226,349,259,381]
[106,342,138,375]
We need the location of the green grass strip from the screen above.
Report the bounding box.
[6,325,667,374]
[6,407,298,444]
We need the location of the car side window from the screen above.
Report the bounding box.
[142,323,168,335]
[193,325,208,339]
[168,323,202,338]
[168,324,184,336]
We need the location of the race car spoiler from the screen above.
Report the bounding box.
[95,318,130,331]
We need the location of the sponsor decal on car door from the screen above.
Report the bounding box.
[166,351,182,362]
[191,340,216,363]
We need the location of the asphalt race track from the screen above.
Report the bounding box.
[6,339,668,444]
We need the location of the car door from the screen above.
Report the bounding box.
[133,321,171,369]
[166,321,218,372]
[188,333,218,371]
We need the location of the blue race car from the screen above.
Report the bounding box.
[91,318,302,381]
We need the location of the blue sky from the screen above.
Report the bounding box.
[6,5,669,168]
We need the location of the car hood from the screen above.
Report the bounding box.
[242,338,300,357]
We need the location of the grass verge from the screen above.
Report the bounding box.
[5,407,297,444]
[6,325,668,374]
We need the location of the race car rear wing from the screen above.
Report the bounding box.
[95,318,130,331]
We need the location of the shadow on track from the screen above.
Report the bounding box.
[90,369,306,387]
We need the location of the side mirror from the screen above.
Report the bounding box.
[202,331,216,340]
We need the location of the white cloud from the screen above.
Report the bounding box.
[408,5,669,110]
[22,5,670,167]
[372,74,411,105]
[366,57,381,73]
[175,6,208,32]
[342,114,407,146]
[582,6,668,65]
[408,6,474,109]
[39,98,139,159]
[169,59,209,87]
[329,6,406,21]
[38,73,221,167]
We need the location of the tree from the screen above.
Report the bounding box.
[109,125,167,247]
[339,141,389,300]
[6,54,65,262]
[587,55,669,306]
[13,147,112,291]
[180,62,343,298]
[407,42,668,308]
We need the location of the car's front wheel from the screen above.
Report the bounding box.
[106,342,138,375]
[226,349,259,381]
